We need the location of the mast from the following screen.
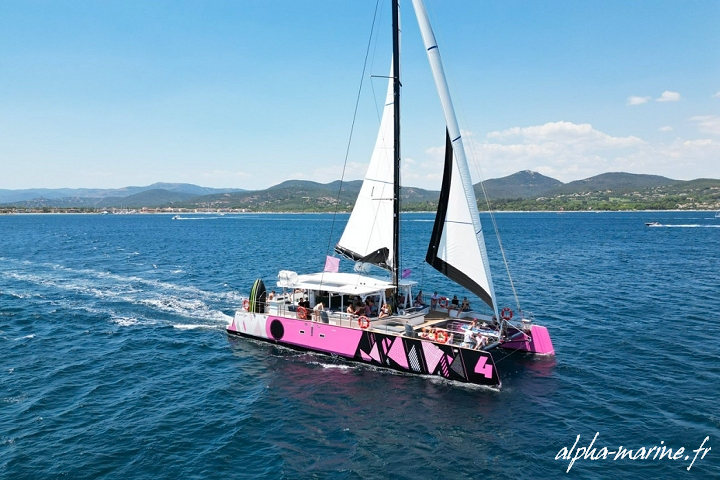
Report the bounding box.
[391,0,401,294]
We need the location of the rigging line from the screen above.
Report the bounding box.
[324,0,382,266]
[476,160,522,315]
[346,1,394,285]
[454,105,523,315]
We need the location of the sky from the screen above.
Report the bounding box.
[1,0,719,191]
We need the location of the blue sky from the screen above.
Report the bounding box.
[1,0,718,190]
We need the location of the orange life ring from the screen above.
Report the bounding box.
[358,316,370,329]
[436,330,449,344]
[501,307,513,321]
[297,306,308,320]
[439,297,449,308]
[242,299,250,311]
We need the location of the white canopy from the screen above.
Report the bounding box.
[277,271,416,296]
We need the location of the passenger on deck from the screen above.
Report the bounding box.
[462,321,477,347]
[414,290,425,307]
[379,303,391,318]
[474,333,488,350]
[431,292,438,309]
[313,302,325,321]
[450,295,460,310]
[364,299,373,316]
[268,290,276,301]
[460,297,470,312]
[462,329,473,347]
[300,297,311,309]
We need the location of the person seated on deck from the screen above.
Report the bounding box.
[379,303,391,318]
[474,333,488,350]
[414,290,425,307]
[268,290,276,301]
[300,296,311,309]
[450,295,460,310]
[460,297,470,312]
[364,298,373,317]
[431,292,438,309]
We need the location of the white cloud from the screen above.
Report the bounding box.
[713,91,720,99]
[408,121,719,185]
[485,121,642,147]
[627,96,651,106]
[659,126,673,132]
[690,115,720,136]
[656,90,681,102]
[466,122,645,182]
[339,120,719,190]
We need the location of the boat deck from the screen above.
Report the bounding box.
[262,299,501,349]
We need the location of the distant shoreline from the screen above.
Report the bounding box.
[2,209,717,216]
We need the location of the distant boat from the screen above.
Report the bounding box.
[715,211,720,218]
[226,0,554,389]
[645,222,661,227]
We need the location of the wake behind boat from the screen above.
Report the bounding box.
[227,0,554,389]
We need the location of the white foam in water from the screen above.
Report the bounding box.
[14,334,35,341]
[172,324,223,331]
[2,258,236,329]
[111,316,140,327]
[318,363,353,370]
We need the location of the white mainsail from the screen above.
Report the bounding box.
[335,65,396,270]
[412,0,498,316]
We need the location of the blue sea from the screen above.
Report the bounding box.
[1,211,718,479]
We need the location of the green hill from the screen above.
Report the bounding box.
[3,172,719,212]
[478,170,563,200]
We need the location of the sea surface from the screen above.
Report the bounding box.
[1,211,718,479]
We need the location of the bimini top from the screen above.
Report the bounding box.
[276,271,416,296]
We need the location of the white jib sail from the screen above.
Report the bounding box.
[412,0,498,317]
[336,64,396,271]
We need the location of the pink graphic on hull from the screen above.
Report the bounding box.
[421,341,444,373]
[386,338,408,369]
[369,341,381,363]
[474,356,494,379]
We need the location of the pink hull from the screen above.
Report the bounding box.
[228,312,502,387]
[501,325,555,355]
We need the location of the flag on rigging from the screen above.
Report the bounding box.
[324,256,340,273]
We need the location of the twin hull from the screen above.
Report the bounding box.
[228,311,501,387]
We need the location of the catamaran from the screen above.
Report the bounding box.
[227,0,554,388]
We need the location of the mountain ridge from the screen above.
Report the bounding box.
[2,172,719,211]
